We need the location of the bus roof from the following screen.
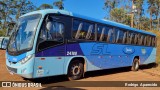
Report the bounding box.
[21,9,156,36]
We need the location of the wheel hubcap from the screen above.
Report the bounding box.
[72,65,80,75]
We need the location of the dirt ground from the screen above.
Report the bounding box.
[1,50,160,90]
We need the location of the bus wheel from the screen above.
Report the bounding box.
[131,58,139,71]
[67,60,84,80]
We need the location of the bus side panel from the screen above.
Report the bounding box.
[142,48,156,64]
[79,42,155,71]
[33,57,65,78]
[63,43,101,74]
[32,43,156,78]
[131,46,156,64]
[79,43,133,71]
[33,45,66,78]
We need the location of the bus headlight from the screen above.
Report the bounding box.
[20,54,33,64]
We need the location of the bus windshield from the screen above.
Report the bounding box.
[8,14,41,53]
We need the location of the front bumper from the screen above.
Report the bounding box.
[6,65,33,79]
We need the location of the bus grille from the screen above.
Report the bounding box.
[7,66,17,73]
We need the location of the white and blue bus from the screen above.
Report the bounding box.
[6,9,157,80]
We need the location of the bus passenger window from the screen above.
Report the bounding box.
[86,25,93,40]
[143,36,147,46]
[97,26,101,41]
[115,29,125,44]
[75,23,83,39]
[107,28,115,43]
[117,30,124,44]
[85,22,95,40]
[154,37,157,47]
[147,36,151,46]
[73,19,95,40]
[115,29,120,43]
[136,34,141,45]
[126,32,129,44]
[134,34,138,45]
[128,33,133,44]
[49,22,64,40]
[99,27,105,41]
[122,32,127,44]
[131,33,135,44]
[151,37,153,46]
[126,32,131,44]
[152,37,156,47]
[97,25,107,41]
[40,21,64,41]
[139,35,144,45]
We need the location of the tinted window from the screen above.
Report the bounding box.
[151,37,156,47]
[73,20,95,40]
[40,22,64,41]
[131,33,135,44]
[122,31,128,44]
[127,32,133,44]
[97,25,108,41]
[138,34,144,45]
[143,35,147,46]
[134,34,139,45]
[115,28,123,43]
[107,27,115,43]
[147,36,152,46]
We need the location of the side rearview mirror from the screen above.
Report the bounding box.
[0,38,9,50]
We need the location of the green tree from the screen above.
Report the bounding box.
[0,0,14,29]
[155,0,160,30]
[14,0,36,20]
[0,29,6,36]
[38,4,53,10]
[147,0,157,30]
[110,8,127,23]
[0,0,36,36]
[134,0,144,29]
[104,0,119,19]
[139,16,150,30]
[53,0,64,10]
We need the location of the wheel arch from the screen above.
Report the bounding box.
[64,56,87,74]
[131,56,140,65]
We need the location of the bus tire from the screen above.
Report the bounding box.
[131,58,139,71]
[67,60,84,80]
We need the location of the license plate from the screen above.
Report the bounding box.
[37,70,44,76]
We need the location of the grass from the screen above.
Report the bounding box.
[148,30,160,64]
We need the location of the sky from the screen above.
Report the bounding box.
[31,0,106,19]
[31,0,150,20]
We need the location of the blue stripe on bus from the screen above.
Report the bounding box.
[35,42,155,69]
[79,43,154,68]
[7,41,155,76]
[35,43,84,57]
[6,52,26,62]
